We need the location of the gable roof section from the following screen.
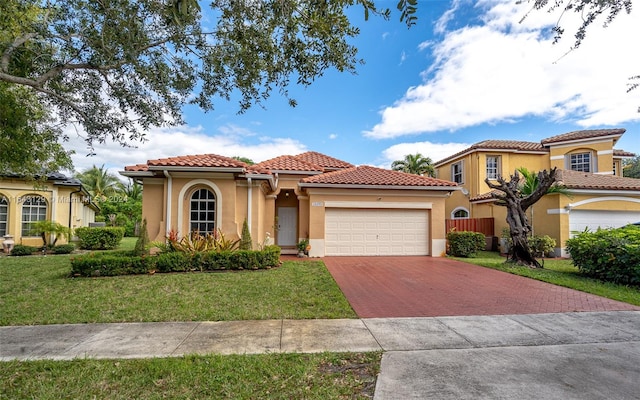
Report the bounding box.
[614,149,636,158]
[435,140,547,167]
[541,128,626,145]
[253,155,324,174]
[294,151,354,170]
[300,165,458,189]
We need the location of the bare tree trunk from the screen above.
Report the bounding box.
[485,168,558,268]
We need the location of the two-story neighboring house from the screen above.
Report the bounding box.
[434,128,640,257]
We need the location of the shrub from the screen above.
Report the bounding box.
[447,230,485,258]
[75,227,125,250]
[154,252,191,273]
[70,246,281,277]
[239,219,252,250]
[10,245,38,256]
[52,244,76,254]
[566,226,640,285]
[133,219,149,256]
[528,235,556,258]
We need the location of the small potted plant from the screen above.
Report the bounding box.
[297,239,310,257]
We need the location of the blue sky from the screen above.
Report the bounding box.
[64,0,640,176]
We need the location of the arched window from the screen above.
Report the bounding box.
[452,207,469,219]
[0,196,8,236]
[21,195,47,236]
[189,188,216,233]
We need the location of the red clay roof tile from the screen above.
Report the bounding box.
[301,165,458,187]
[294,151,354,170]
[253,155,324,172]
[124,164,150,172]
[557,169,640,191]
[541,128,626,145]
[146,154,248,169]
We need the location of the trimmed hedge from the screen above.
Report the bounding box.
[70,245,282,277]
[75,227,125,250]
[447,230,485,258]
[52,244,76,254]
[10,245,38,256]
[566,225,640,285]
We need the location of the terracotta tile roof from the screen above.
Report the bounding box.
[124,163,150,172]
[471,169,640,201]
[541,128,626,145]
[557,169,640,191]
[435,140,546,166]
[470,190,503,202]
[301,165,458,187]
[145,154,248,169]
[294,151,354,170]
[253,155,324,172]
[614,149,636,157]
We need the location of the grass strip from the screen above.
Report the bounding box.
[0,352,381,399]
[452,251,640,306]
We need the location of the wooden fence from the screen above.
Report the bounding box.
[445,217,495,237]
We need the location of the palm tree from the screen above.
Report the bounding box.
[75,165,120,198]
[391,153,435,177]
[117,180,143,202]
[517,167,572,235]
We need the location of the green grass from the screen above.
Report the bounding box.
[0,239,356,326]
[452,251,640,306]
[0,352,381,399]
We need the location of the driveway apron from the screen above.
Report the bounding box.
[322,256,640,318]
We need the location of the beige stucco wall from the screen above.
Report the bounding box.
[548,140,615,174]
[0,178,95,247]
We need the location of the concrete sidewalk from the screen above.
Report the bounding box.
[2,311,639,399]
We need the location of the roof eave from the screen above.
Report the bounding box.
[542,133,624,147]
[147,166,246,173]
[299,183,459,191]
[120,170,154,177]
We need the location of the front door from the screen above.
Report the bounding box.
[277,207,297,246]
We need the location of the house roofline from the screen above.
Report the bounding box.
[434,148,548,168]
[299,183,460,191]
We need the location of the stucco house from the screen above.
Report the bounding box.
[434,128,640,257]
[0,173,98,249]
[121,151,459,257]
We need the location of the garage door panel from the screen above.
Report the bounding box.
[569,210,640,235]
[325,208,429,256]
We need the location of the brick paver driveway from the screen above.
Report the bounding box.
[323,256,640,318]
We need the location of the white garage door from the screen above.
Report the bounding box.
[325,208,429,256]
[569,210,640,236]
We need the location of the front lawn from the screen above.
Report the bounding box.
[0,352,381,399]
[452,251,640,306]
[0,245,356,326]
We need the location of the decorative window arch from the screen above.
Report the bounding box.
[177,180,223,236]
[21,195,47,236]
[189,188,216,233]
[0,195,8,236]
[451,207,469,219]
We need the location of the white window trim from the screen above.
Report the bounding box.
[486,155,501,180]
[451,207,470,219]
[567,151,594,173]
[451,161,464,184]
[0,196,8,236]
[177,180,223,237]
[21,195,48,237]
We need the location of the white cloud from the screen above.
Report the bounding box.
[64,124,307,179]
[329,133,338,139]
[380,141,471,168]
[364,0,640,139]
